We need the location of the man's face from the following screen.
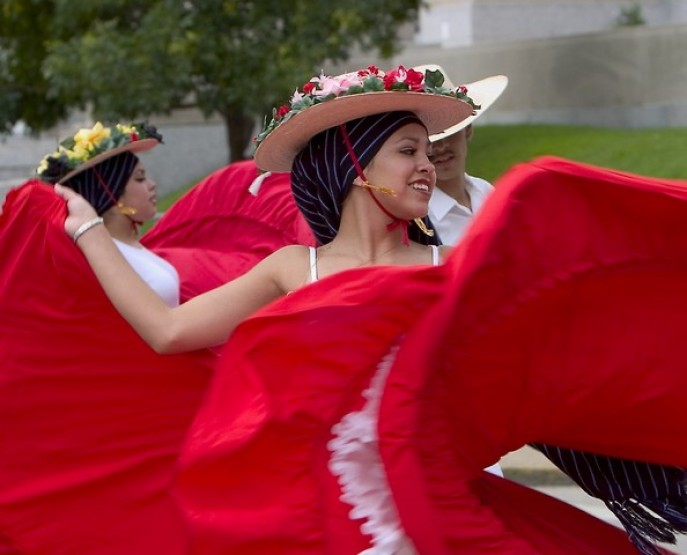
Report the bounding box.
[428,126,472,183]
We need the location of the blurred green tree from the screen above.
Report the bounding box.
[1,0,421,161]
[0,0,70,133]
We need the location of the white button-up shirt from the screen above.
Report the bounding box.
[428,174,494,246]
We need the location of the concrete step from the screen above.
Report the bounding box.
[500,445,573,486]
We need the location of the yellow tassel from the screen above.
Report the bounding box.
[117,203,138,216]
[413,217,435,237]
[358,181,397,197]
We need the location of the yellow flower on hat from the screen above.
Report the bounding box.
[70,143,90,161]
[73,122,111,152]
[36,121,163,183]
[115,123,136,134]
[37,147,69,174]
[36,155,51,175]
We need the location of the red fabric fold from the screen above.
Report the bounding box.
[382,156,687,553]
[178,157,687,553]
[0,181,213,554]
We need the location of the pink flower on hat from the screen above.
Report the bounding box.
[310,71,364,97]
[254,64,479,151]
[290,89,305,105]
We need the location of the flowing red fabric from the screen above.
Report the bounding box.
[142,160,315,300]
[0,181,213,554]
[177,157,687,554]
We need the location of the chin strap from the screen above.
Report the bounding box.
[339,124,410,246]
[93,168,137,218]
[364,188,410,246]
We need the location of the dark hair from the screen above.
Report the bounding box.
[63,151,139,215]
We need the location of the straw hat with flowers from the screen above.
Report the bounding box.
[254,64,480,172]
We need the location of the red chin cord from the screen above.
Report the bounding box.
[365,189,409,246]
[339,124,409,246]
[93,168,122,209]
[93,169,139,232]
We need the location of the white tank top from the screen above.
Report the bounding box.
[308,244,440,283]
[114,240,180,307]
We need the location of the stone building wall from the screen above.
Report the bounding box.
[416,0,687,46]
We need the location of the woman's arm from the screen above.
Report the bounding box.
[55,185,283,353]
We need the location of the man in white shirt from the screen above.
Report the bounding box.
[413,65,509,245]
[427,169,494,245]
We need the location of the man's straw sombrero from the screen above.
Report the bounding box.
[254,65,479,173]
[413,64,508,142]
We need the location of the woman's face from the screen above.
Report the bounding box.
[117,162,157,223]
[360,122,435,220]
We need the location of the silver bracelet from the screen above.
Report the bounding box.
[73,217,104,243]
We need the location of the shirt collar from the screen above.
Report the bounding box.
[428,186,455,222]
[429,175,477,221]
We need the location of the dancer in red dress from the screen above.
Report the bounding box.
[56,64,687,554]
[0,155,213,553]
[0,127,311,553]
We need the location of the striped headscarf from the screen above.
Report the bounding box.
[64,151,139,216]
[291,111,439,246]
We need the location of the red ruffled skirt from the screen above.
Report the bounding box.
[177,157,687,554]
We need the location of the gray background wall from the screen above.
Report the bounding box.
[416,0,687,46]
[340,23,687,129]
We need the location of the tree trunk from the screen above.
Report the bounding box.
[224,110,256,163]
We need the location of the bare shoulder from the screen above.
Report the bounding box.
[258,244,313,292]
[201,244,310,308]
[262,244,311,266]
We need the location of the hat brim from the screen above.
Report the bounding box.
[58,138,159,184]
[254,91,474,173]
[429,75,508,142]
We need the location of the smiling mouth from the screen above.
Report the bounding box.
[410,182,430,193]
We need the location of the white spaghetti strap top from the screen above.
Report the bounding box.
[114,239,180,307]
[309,246,319,283]
[430,244,439,266]
[309,245,440,284]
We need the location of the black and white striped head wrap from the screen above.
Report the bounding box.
[63,151,139,216]
[291,111,439,246]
